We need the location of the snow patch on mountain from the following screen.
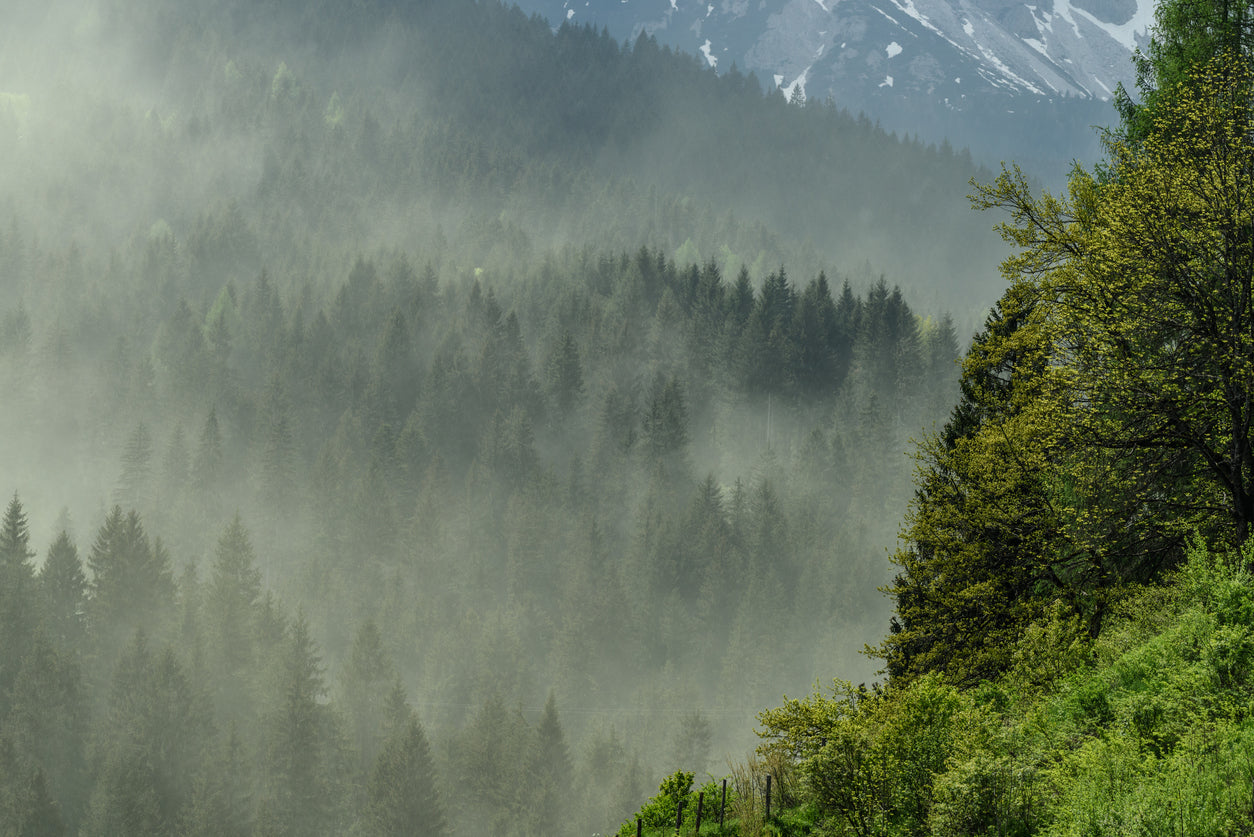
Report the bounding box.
[781,66,810,99]
[700,38,718,65]
[886,40,902,57]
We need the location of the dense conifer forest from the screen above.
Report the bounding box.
[0,0,987,833]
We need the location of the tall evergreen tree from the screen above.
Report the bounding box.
[544,331,584,417]
[39,531,86,655]
[193,408,223,494]
[204,515,263,721]
[116,423,154,511]
[795,271,841,395]
[527,692,573,837]
[361,717,446,837]
[0,493,36,712]
[641,374,690,474]
[258,611,342,837]
[82,636,210,837]
[3,634,89,831]
[86,507,176,660]
[183,727,253,837]
[340,620,395,775]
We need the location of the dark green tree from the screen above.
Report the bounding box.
[361,717,446,837]
[3,634,88,830]
[641,374,690,473]
[193,408,224,500]
[458,692,529,834]
[340,619,395,775]
[39,531,86,655]
[0,493,36,714]
[86,508,176,661]
[182,726,254,837]
[116,424,154,512]
[527,692,573,837]
[204,515,263,721]
[258,611,344,837]
[795,271,841,394]
[367,309,419,429]
[82,636,211,836]
[259,375,296,510]
[544,331,584,417]
[881,294,1063,684]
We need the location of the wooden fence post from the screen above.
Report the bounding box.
[719,778,727,828]
[636,817,642,837]
[765,774,771,821]
[675,798,684,834]
[694,791,703,834]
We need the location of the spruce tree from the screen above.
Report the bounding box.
[39,531,86,655]
[362,718,446,837]
[340,619,395,774]
[258,611,340,837]
[86,507,176,659]
[205,515,263,720]
[528,692,573,837]
[116,423,154,511]
[0,493,36,712]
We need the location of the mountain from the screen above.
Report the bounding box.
[516,0,1150,175]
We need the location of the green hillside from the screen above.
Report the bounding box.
[723,0,1254,834]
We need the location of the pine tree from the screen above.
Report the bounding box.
[183,727,253,837]
[368,309,419,429]
[4,634,89,831]
[641,374,690,473]
[116,423,154,511]
[258,611,341,837]
[259,376,296,510]
[82,636,210,836]
[361,718,446,837]
[545,331,584,417]
[39,531,86,655]
[340,620,395,774]
[204,515,263,720]
[0,493,36,712]
[193,407,224,501]
[86,507,176,659]
[795,271,841,395]
[881,295,1061,684]
[671,709,713,776]
[528,692,573,837]
[459,692,528,834]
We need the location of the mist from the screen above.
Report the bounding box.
[0,0,996,833]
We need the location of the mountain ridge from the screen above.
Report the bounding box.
[522,0,1147,174]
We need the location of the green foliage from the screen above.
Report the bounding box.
[361,718,446,837]
[761,676,964,837]
[765,541,1254,836]
[882,290,1064,685]
[892,50,1254,688]
[618,770,694,835]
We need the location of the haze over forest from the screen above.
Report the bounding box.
[0,0,1055,834]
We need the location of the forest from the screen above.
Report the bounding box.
[16,0,1254,829]
[0,0,986,834]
